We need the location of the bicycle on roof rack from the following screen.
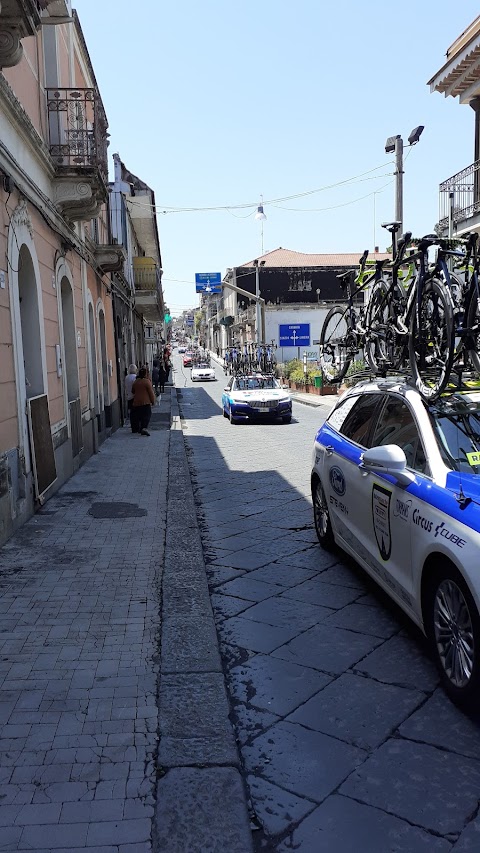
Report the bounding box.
[319,246,391,384]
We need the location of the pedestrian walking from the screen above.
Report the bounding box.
[125,363,138,429]
[151,360,160,396]
[163,351,171,385]
[216,346,220,358]
[158,360,167,393]
[131,367,155,436]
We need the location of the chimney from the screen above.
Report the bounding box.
[374,246,379,254]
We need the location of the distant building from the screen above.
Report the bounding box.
[206,247,389,356]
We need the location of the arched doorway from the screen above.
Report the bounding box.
[98,308,109,411]
[18,245,44,400]
[88,303,99,414]
[60,277,79,404]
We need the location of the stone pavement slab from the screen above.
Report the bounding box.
[0,388,253,853]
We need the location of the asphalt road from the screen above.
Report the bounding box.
[172,353,480,853]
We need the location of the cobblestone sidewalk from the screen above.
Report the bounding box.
[0,401,170,852]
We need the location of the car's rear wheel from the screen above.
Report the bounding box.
[312,478,334,550]
[424,561,480,711]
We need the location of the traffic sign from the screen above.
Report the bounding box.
[195,272,222,293]
[279,323,310,347]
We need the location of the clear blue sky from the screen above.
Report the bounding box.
[77,1,479,316]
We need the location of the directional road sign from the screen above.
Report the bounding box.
[195,272,222,293]
[279,323,310,347]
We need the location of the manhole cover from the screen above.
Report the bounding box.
[88,502,147,519]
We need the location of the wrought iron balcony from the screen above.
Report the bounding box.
[132,258,163,321]
[47,88,108,221]
[439,159,480,232]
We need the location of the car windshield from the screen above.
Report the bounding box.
[430,395,480,474]
[235,377,277,391]
[195,363,210,369]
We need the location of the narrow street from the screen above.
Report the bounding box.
[175,354,480,852]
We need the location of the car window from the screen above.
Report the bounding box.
[339,393,384,447]
[372,396,428,474]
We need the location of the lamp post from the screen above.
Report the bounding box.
[255,196,267,255]
[253,259,266,344]
[384,125,424,238]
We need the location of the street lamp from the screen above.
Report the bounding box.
[252,259,266,344]
[255,195,267,255]
[385,125,424,236]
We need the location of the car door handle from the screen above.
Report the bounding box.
[325,445,334,456]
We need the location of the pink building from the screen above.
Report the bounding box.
[0,3,128,544]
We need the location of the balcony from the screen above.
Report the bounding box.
[133,257,163,322]
[0,2,71,68]
[439,160,480,234]
[47,88,108,221]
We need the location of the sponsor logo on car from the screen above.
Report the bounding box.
[434,521,466,548]
[372,484,392,561]
[329,466,346,496]
[394,498,412,522]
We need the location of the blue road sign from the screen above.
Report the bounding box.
[279,323,310,347]
[195,272,222,293]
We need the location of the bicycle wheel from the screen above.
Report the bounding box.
[409,278,454,401]
[466,283,480,376]
[320,306,353,383]
[365,281,407,373]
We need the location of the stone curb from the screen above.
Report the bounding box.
[154,388,253,853]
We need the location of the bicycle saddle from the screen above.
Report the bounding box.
[381,221,402,234]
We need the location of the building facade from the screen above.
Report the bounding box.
[0,5,145,545]
[429,16,480,235]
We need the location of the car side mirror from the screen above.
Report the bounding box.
[360,444,415,487]
[224,387,230,392]
[281,384,289,390]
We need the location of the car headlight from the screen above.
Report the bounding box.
[279,397,291,403]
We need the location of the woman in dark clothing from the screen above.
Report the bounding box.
[158,361,167,393]
[131,368,155,436]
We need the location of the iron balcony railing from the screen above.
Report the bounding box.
[439,159,480,229]
[46,88,108,181]
[133,259,162,292]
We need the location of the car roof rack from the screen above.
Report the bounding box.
[343,366,480,399]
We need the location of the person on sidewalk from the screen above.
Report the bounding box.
[158,360,167,394]
[125,364,138,430]
[151,360,160,396]
[131,367,155,436]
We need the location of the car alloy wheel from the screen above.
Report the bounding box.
[313,478,334,549]
[434,578,474,689]
[426,563,480,710]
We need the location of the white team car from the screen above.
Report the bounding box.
[191,362,216,382]
[222,374,292,424]
[311,377,480,710]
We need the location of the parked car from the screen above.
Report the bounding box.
[191,362,216,382]
[311,377,480,710]
[222,374,292,424]
[183,353,193,367]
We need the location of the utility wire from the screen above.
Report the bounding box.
[125,161,394,214]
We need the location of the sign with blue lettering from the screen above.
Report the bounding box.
[195,272,222,293]
[279,323,310,346]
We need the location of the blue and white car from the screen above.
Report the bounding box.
[222,374,292,424]
[311,377,480,710]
